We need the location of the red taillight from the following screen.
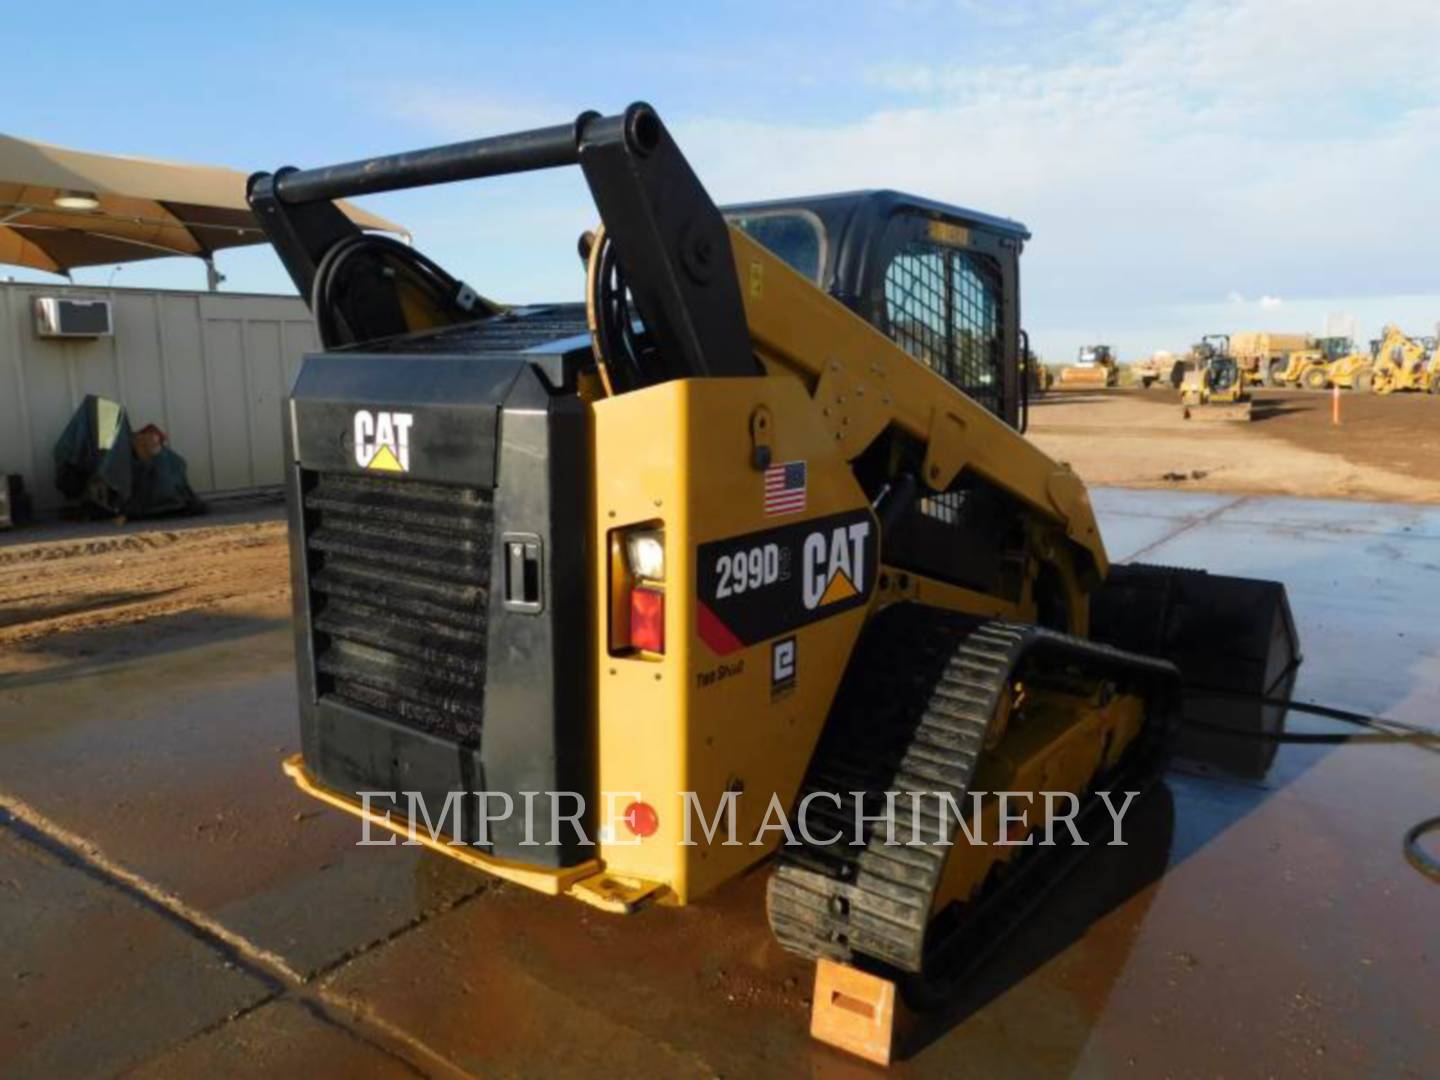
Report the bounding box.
[629,586,665,654]
[622,801,659,838]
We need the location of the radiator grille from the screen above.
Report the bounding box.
[303,471,491,746]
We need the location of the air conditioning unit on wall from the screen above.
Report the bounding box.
[33,296,113,338]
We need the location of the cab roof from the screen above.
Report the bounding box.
[722,188,1031,243]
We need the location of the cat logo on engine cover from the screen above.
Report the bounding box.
[696,509,876,656]
[353,410,413,473]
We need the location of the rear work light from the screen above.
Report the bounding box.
[624,529,665,580]
[611,523,665,656]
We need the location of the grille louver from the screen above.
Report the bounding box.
[303,471,491,746]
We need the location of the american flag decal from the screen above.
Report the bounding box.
[763,460,807,516]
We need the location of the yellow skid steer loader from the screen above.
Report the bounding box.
[1181,340,1252,421]
[249,104,1297,1062]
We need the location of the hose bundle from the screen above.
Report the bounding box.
[311,234,493,349]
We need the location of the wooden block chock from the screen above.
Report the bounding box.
[810,958,898,1066]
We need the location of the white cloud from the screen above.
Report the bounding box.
[380,87,557,140]
[375,0,1440,360]
[1260,296,1283,309]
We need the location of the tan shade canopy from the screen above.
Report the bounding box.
[0,133,406,275]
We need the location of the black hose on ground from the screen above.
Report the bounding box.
[1403,817,1440,882]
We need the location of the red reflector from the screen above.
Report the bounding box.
[629,586,665,653]
[623,801,659,838]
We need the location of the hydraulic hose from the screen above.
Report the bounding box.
[311,234,492,349]
[1403,817,1440,883]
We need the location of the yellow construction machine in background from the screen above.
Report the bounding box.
[1024,339,1053,395]
[1181,339,1252,421]
[1228,331,1315,386]
[1371,326,1436,394]
[1057,344,1119,388]
[1299,338,1377,392]
[1129,350,1177,389]
[1279,336,1351,387]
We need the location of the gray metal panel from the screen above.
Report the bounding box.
[0,281,318,512]
[156,293,213,491]
[244,319,287,487]
[201,317,252,491]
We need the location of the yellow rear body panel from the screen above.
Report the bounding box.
[591,376,875,902]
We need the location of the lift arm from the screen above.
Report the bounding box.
[731,229,1107,577]
[248,103,755,383]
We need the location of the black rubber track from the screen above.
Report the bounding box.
[765,603,1179,977]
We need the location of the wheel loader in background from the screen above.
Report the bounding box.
[1181,338,1253,421]
[248,104,1298,1065]
[1279,336,1352,387]
[1056,343,1119,388]
[1301,338,1377,392]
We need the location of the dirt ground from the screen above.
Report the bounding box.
[1029,386,1440,503]
[0,508,289,662]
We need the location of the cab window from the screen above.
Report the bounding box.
[726,211,825,283]
[881,231,1004,414]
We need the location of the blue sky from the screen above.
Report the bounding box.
[6,0,1439,360]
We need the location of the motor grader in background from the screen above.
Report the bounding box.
[248,103,1298,1065]
[1056,343,1119,388]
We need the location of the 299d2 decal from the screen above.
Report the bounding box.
[696,509,877,657]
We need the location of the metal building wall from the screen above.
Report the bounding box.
[0,282,317,513]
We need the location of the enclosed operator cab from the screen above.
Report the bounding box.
[725,191,1030,428]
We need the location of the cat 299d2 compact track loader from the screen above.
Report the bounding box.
[250,104,1298,1063]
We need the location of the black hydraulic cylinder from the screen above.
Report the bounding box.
[272,115,604,204]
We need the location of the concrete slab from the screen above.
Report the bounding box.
[0,828,270,1079]
[1089,488,1242,562]
[129,999,411,1080]
[0,614,484,980]
[0,488,1435,1076]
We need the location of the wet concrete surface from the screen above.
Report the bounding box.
[1,488,1436,1078]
